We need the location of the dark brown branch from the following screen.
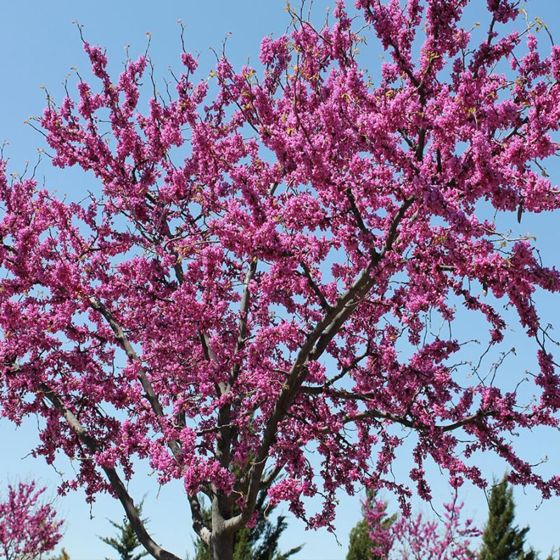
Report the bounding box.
[199,331,219,363]
[346,188,373,244]
[231,257,258,380]
[344,407,496,434]
[88,298,172,441]
[215,258,259,477]
[39,383,190,559]
[259,464,284,492]
[87,297,210,543]
[301,345,372,394]
[299,262,332,312]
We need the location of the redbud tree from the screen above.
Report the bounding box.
[366,492,480,559]
[0,481,63,560]
[1,1,560,559]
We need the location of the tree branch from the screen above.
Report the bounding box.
[86,299,210,544]
[231,257,258,381]
[225,196,415,533]
[344,407,496,434]
[299,262,332,312]
[39,383,189,560]
[88,298,175,443]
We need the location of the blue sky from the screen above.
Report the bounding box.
[1,1,560,559]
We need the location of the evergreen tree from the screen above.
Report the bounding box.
[49,549,71,560]
[346,493,395,560]
[100,504,149,560]
[346,519,379,560]
[479,477,536,560]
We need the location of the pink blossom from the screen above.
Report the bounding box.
[0,481,63,560]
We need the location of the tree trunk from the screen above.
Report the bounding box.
[211,495,235,560]
[211,530,234,560]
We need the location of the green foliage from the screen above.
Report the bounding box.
[247,512,303,560]
[49,549,71,560]
[191,540,211,560]
[346,519,379,560]
[100,504,148,560]
[479,477,536,560]
[346,494,395,560]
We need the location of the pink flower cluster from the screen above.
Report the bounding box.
[366,492,480,560]
[0,481,63,560]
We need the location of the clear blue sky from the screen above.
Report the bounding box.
[0,1,559,559]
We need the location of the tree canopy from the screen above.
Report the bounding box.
[1,1,560,559]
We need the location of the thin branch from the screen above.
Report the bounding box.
[299,262,332,312]
[231,257,258,381]
[88,298,174,445]
[345,407,496,434]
